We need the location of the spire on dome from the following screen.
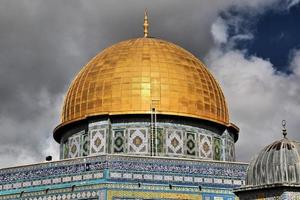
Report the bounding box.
[282,120,287,138]
[143,9,149,37]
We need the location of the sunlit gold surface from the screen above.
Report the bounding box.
[61,38,229,126]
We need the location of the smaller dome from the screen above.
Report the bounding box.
[246,137,300,186]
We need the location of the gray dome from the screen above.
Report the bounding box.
[246,137,300,186]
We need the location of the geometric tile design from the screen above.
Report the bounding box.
[213,137,222,160]
[199,134,213,159]
[54,119,238,166]
[90,128,106,155]
[63,142,69,159]
[113,129,126,153]
[185,132,196,156]
[128,128,148,154]
[228,140,235,161]
[59,120,236,161]
[108,190,201,200]
[156,128,164,154]
[0,153,248,200]
[68,134,81,158]
[166,129,183,155]
[81,133,89,156]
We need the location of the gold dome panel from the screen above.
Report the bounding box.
[61,38,229,126]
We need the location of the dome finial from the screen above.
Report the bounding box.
[282,120,287,138]
[143,9,149,37]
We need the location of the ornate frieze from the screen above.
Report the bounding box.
[128,128,149,154]
[0,155,247,200]
[0,155,247,186]
[166,129,184,155]
[199,134,213,159]
[61,120,236,161]
[90,128,107,155]
[68,133,81,158]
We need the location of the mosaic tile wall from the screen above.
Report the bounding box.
[0,155,247,200]
[61,120,236,161]
[236,188,300,199]
[107,190,201,200]
[282,191,300,199]
[0,183,238,200]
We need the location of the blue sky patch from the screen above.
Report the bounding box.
[229,4,300,73]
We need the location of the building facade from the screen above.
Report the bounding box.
[0,12,249,200]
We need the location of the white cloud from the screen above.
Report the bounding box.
[287,0,300,9]
[206,17,300,162]
[211,17,228,44]
[232,0,299,11]
[290,49,300,76]
[231,34,254,41]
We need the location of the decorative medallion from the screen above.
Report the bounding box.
[133,136,143,147]
[156,128,164,154]
[68,134,81,158]
[63,142,69,159]
[171,137,179,148]
[166,129,183,155]
[199,134,212,159]
[81,133,89,156]
[90,128,106,155]
[128,128,148,154]
[113,129,125,153]
[203,142,210,153]
[214,137,222,160]
[115,137,123,147]
[71,145,77,154]
[94,137,102,147]
[186,132,196,156]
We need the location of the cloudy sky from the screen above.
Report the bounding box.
[0,0,300,168]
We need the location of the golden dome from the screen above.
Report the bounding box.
[60,37,229,127]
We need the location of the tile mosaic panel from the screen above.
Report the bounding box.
[221,138,225,161]
[166,129,183,155]
[213,137,222,160]
[0,152,246,200]
[128,128,148,154]
[107,190,201,200]
[200,134,213,159]
[282,191,300,199]
[63,141,69,159]
[156,128,164,154]
[81,133,89,156]
[68,134,81,158]
[113,129,126,153]
[228,140,235,162]
[0,155,247,187]
[61,120,234,160]
[90,128,107,155]
[186,132,196,156]
[237,189,300,200]
[0,183,235,200]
